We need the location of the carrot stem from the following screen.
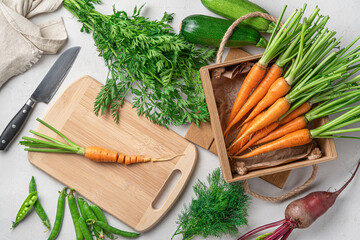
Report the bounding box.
[310,105,360,137]
[36,118,80,148]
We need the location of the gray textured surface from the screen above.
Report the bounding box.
[1,0,360,239]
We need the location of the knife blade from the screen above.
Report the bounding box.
[0,46,81,151]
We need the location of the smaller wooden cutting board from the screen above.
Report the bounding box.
[28,76,197,232]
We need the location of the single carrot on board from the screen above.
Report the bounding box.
[20,119,182,165]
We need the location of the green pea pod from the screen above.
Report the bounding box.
[77,198,92,233]
[93,227,102,240]
[68,190,83,240]
[11,191,38,228]
[82,201,104,239]
[90,205,115,239]
[48,187,68,240]
[94,220,140,239]
[29,176,50,230]
[78,217,93,240]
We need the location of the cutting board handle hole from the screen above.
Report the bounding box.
[152,169,182,210]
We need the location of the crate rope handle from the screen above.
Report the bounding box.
[243,165,318,202]
[217,12,281,64]
[217,12,318,201]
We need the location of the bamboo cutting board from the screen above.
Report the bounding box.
[28,76,197,232]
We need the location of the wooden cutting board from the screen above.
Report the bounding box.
[28,76,197,232]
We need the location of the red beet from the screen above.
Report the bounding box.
[238,160,360,240]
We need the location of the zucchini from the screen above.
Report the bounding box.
[180,15,267,48]
[201,0,275,33]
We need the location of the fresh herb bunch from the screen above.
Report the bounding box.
[172,168,250,240]
[63,0,215,126]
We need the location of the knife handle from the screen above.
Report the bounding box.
[0,99,36,151]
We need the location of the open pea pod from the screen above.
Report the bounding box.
[12,191,38,228]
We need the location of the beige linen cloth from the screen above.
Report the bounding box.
[0,0,67,88]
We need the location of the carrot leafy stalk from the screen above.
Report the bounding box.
[63,0,215,126]
[225,5,305,126]
[223,8,327,139]
[234,100,360,159]
[232,36,360,148]
[20,118,181,164]
[244,76,360,147]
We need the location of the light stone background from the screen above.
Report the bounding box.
[1,0,360,239]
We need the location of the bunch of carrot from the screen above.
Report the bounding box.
[224,5,360,161]
[20,118,180,165]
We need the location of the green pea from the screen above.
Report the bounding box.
[78,217,93,240]
[29,176,51,229]
[82,201,104,239]
[31,196,37,201]
[12,191,38,229]
[94,220,140,238]
[90,205,115,239]
[68,190,83,240]
[47,187,68,240]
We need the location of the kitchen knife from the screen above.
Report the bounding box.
[0,46,81,151]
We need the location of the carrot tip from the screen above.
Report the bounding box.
[152,154,184,162]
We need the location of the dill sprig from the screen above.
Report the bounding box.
[63,0,215,126]
[172,168,250,240]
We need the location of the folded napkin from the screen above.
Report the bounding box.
[0,0,67,88]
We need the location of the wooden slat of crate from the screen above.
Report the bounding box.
[185,48,291,189]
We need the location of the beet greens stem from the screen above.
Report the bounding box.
[238,219,286,240]
[280,228,293,240]
[264,222,289,240]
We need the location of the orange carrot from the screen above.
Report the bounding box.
[228,133,253,156]
[234,129,312,159]
[255,116,308,145]
[243,77,292,125]
[226,63,266,125]
[228,111,266,152]
[84,147,180,164]
[234,122,279,155]
[117,153,151,165]
[85,146,118,162]
[234,97,291,145]
[223,64,284,138]
[279,101,312,125]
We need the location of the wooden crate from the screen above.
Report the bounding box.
[200,54,338,183]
